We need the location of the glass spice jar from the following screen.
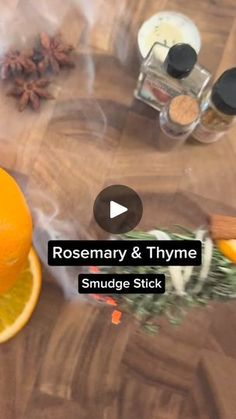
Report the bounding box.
[135,42,211,111]
[157,95,200,151]
[193,68,236,143]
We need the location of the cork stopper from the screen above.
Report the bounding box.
[168,95,200,126]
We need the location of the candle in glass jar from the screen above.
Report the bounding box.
[138,11,201,60]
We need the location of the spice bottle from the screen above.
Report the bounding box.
[135,43,211,111]
[157,95,200,151]
[193,68,236,143]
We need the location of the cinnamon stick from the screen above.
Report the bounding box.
[209,214,236,240]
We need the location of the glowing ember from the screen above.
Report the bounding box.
[89,266,100,273]
[105,297,117,306]
[112,310,122,325]
[90,294,117,306]
[88,270,120,323]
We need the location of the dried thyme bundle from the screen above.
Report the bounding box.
[101,227,236,333]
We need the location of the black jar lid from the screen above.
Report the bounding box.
[212,68,236,115]
[164,44,197,79]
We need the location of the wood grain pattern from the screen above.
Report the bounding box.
[0,0,236,418]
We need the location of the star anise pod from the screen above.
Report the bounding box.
[8,78,54,112]
[37,33,75,74]
[0,50,36,80]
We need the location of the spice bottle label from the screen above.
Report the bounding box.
[193,122,226,143]
[137,74,174,110]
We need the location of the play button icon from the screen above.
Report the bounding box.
[93,185,143,234]
[110,201,128,219]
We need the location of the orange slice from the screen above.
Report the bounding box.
[0,247,41,343]
[217,239,236,264]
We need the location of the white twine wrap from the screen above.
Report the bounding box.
[149,229,213,296]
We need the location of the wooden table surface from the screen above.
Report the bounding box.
[0,1,236,418]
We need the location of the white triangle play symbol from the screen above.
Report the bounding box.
[110,200,128,219]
